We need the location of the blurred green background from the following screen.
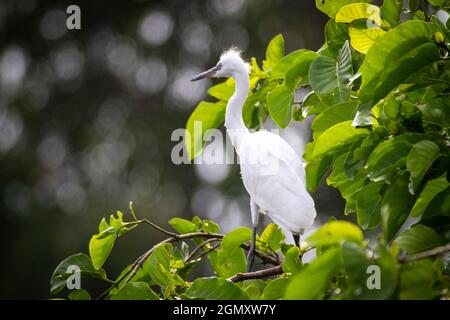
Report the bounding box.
[0,0,345,299]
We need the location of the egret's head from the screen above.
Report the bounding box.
[191,48,249,81]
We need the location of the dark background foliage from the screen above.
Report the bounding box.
[0,0,347,299]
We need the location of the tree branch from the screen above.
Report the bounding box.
[97,226,279,299]
[228,265,283,282]
[398,243,450,263]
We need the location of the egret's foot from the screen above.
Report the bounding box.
[246,246,255,272]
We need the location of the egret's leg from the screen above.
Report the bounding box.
[293,234,300,248]
[247,198,259,272]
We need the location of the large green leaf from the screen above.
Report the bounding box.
[261,278,290,299]
[143,243,184,287]
[395,224,444,254]
[365,140,412,182]
[406,140,441,194]
[216,227,251,277]
[168,217,197,234]
[259,223,285,252]
[311,101,357,139]
[423,187,450,217]
[307,221,363,247]
[89,227,117,270]
[282,246,302,274]
[184,277,250,300]
[410,173,449,217]
[270,49,311,79]
[309,41,353,95]
[264,34,284,71]
[284,247,343,299]
[380,174,416,241]
[305,152,334,192]
[359,20,440,107]
[325,19,350,57]
[311,120,369,159]
[207,80,235,101]
[399,259,440,300]
[111,282,159,300]
[284,51,319,88]
[50,253,105,294]
[356,181,383,229]
[335,3,381,25]
[315,0,372,18]
[380,0,403,28]
[185,101,227,160]
[349,27,385,54]
[267,84,294,128]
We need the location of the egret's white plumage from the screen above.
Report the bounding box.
[191,48,316,265]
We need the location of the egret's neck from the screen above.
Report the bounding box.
[225,72,250,151]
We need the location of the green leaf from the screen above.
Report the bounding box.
[365,140,412,182]
[423,187,450,217]
[365,244,398,299]
[341,241,371,298]
[410,173,449,217]
[267,84,294,128]
[349,27,385,54]
[270,49,311,79]
[285,247,343,299]
[336,3,382,25]
[89,229,117,270]
[309,41,353,95]
[395,224,443,254]
[185,101,227,160]
[111,282,159,300]
[406,140,441,194]
[325,19,350,57]
[168,217,197,234]
[185,277,250,300]
[261,278,290,300]
[311,121,369,159]
[311,101,358,139]
[380,0,403,28]
[284,52,319,88]
[399,259,440,300]
[216,227,252,277]
[68,289,91,300]
[307,221,364,247]
[316,0,373,18]
[202,219,219,233]
[305,153,334,192]
[259,223,285,252]
[50,253,104,294]
[207,80,235,101]
[143,243,180,287]
[264,34,284,71]
[282,246,302,274]
[380,174,416,241]
[356,181,383,229]
[359,20,440,107]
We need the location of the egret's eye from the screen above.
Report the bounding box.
[216,62,223,69]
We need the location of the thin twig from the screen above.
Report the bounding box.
[184,238,221,262]
[188,243,221,262]
[228,265,283,282]
[141,218,180,239]
[398,243,450,263]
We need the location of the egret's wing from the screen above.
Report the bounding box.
[243,131,306,184]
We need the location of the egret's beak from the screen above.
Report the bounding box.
[190,65,220,81]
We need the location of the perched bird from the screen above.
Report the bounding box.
[191,48,316,271]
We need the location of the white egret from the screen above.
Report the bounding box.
[191,48,316,271]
